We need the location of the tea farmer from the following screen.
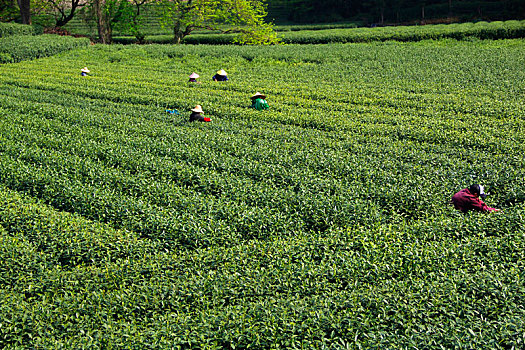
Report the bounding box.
[189,105,211,122]
[81,67,90,76]
[250,92,269,111]
[188,72,200,83]
[451,184,500,213]
[212,69,228,81]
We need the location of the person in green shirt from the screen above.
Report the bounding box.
[250,92,269,111]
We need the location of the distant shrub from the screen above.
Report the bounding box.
[275,23,359,32]
[0,22,34,38]
[182,33,237,45]
[31,24,45,35]
[116,20,525,45]
[280,20,525,44]
[113,35,173,45]
[0,52,12,62]
[0,34,91,63]
[113,33,236,45]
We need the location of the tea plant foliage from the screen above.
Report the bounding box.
[0,39,524,348]
[0,34,90,63]
[108,19,525,45]
[0,21,35,37]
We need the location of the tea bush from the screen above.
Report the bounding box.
[0,39,524,348]
[122,20,525,45]
[280,20,525,44]
[0,22,34,38]
[0,34,91,63]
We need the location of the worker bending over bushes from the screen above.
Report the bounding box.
[250,92,269,110]
[212,69,228,81]
[189,105,211,122]
[451,184,500,213]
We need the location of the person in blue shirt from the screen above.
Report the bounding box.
[250,92,269,110]
[212,69,228,81]
[81,67,90,76]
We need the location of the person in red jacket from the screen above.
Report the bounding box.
[451,184,500,213]
[189,105,211,122]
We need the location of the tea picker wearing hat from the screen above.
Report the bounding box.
[189,105,211,122]
[189,72,200,83]
[212,69,228,81]
[451,184,500,213]
[250,92,269,111]
[81,67,90,76]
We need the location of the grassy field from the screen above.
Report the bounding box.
[0,39,525,348]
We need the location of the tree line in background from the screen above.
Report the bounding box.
[0,0,281,44]
[0,0,524,44]
[267,0,525,24]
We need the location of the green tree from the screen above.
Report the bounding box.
[0,0,19,21]
[127,0,150,43]
[159,0,280,44]
[32,0,86,27]
[85,0,133,43]
[17,0,30,23]
[79,0,149,43]
[361,0,390,24]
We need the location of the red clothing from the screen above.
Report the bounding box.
[189,112,211,122]
[451,188,496,213]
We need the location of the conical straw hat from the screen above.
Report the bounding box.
[251,92,266,99]
[216,69,227,76]
[81,67,90,73]
[189,72,200,79]
[191,105,203,113]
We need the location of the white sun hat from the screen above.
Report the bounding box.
[81,67,90,73]
[216,69,227,76]
[251,92,266,99]
[479,185,488,199]
[189,72,200,79]
[191,105,203,113]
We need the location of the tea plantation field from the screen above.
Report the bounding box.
[1,39,525,348]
